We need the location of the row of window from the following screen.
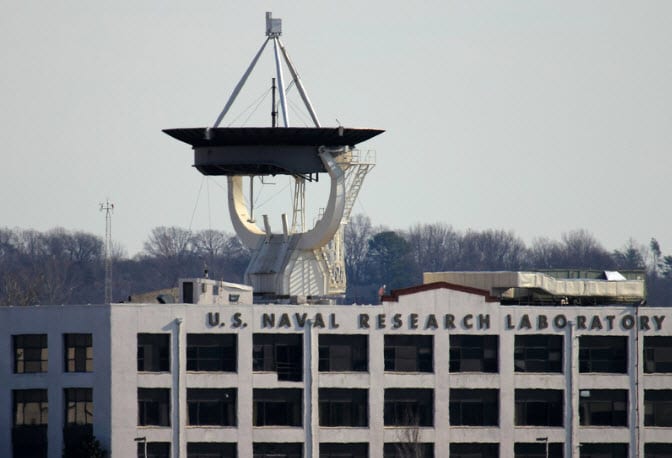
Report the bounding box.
[13,333,672,377]
[12,388,92,458]
[136,333,672,377]
[135,387,672,428]
[133,441,672,458]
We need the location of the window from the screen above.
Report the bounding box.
[450,389,499,426]
[187,442,237,458]
[579,336,627,373]
[450,443,498,458]
[645,443,672,458]
[514,334,563,373]
[137,442,171,458]
[384,335,433,372]
[187,334,237,372]
[64,388,93,425]
[12,389,48,458]
[644,336,672,373]
[319,388,368,427]
[14,334,48,373]
[253,389,302,426]
[63,388,93,455]
[253,334,302,381]
[137,333,170,372]
[64,333,93,372]
[384,388,433,427]
[515,389,563,426]
[579,389,627,427]
[187,388,236,426]
[645,390,672,427]
[450,335,498,373]
[320,443,368,458]
[14,389,48,426]
[514,443,563,458]
[579,443,627,458]
[138,388,170,426]
[319,334,368,372]
[384,443,434,458]
[253,443,302,458]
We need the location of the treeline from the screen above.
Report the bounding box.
[1,217,671,306]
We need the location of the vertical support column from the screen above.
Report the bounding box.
[567,321,579,458]
[173,318,184,458]
[237,324,254,457]
[304,320,319,457]
[434,330,451,457]
[499,330,515,458]
[369,327,384,458]
[630,313,641,458]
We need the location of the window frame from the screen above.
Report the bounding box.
[187,334,237,372]
[579,335,627,374]
[318,388,368,427]
[187,388,237,427]
[578,389,628,427]
[449,334,498,373]
[137,333,170,372]
[514,334,563,373]
[449,389,499,426]
[384,334,433,373]
[14,334,48,373]
[64,333,93,373]
[515,389,564,427]
[384,388,434,427]
[138,388,171,427]
[318,334,368,372]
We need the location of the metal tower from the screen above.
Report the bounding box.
[164,13,382,301]
[99,200,114,304]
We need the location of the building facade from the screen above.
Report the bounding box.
[2,273,672,457]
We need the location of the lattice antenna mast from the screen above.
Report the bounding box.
[99,200,114,304]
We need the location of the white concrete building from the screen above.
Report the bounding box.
[2,272,672,458]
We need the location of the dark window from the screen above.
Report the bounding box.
[515,389,563,426]
[514,443,563,458]
[579,389,627,427]
[64,333,93,372]
[187,334,237,372]
[187,442,237,458]
[384,335,433,372]
[14,334,48,373]
[137,442,171,458]
[384,443,433,458]
[319,334,368,372]
[12,389,48,458]
[319,388,368,427]
[320,443,368,458]
[138,388,170,426]
[450,335,498,373]
[384,388,433,427]
[514,334,563,373]
[579,443,627,458]
[183,282,194,303]
[253,389,302,427]
[253,443,302,458]
[644,336,672,373]
[645,390,672,426]
[450,389,499,426]
[187,388,236,426]
[14,389,48,426]
[65,388,93,425]
[450,443,499,458]
[645,443,672,458]
[579,336,627,373]
[137,333,170,372]
[253,334,302,381]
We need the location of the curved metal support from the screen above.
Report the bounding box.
[296,148,346,250]
[227,176,266,248]
[227,148,346,251]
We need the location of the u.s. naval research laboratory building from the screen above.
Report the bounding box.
[2,270,671,458]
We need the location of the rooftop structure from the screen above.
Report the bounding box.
[164,13,383,301]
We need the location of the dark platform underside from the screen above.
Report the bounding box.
[163,127,384,176]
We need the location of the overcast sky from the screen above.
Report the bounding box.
[1,1,671,257]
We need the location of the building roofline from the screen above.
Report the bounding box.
[382,281,499,303]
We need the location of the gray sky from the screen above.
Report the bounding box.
[1,1,671,257]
